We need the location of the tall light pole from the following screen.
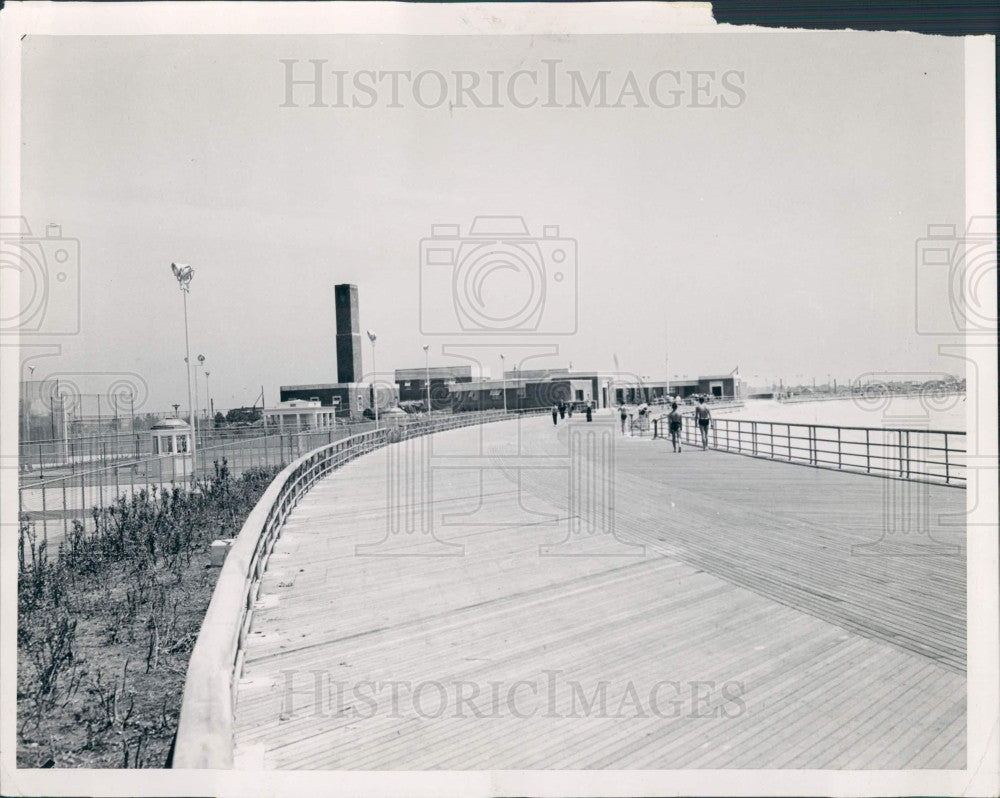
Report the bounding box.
[194,354,205,434]
[500,354,508,413]
[170,262,197,467]
[423,344,431,414]
[366,330,379,428]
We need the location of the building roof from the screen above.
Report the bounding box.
[394,365,472,380]
[150,417,192,431]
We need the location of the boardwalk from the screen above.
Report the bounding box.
[232,413,966,769]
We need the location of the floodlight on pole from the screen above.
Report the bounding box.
[366,330,379,428]
[423,344,431,414]
[170,262,197,472]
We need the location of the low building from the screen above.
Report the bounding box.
[278,382,399,420]
[264,399,339,431]
[449,370,739,412]
[394,365,473,410]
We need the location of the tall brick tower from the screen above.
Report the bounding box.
[334,284,363,384]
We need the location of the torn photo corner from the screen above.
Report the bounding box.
[0,2,996,797]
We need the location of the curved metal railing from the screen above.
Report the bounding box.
[172,410,540,767]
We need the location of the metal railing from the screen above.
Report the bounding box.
[17,412,542,542]
[653,415,965,488]
[16,422,383,475]
[172,408,542,768]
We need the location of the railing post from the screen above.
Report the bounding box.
[751,421,757,456]
[944,432,950,484]
[866,429,871,473]
[905,429,911,479]
[837,427,842,470]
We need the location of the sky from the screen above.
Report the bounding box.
[18,31,966,413]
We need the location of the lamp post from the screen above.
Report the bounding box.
[205,371,212,423]
[366,330,379,428]
[170,262,197,469]
[190,354,204,439]
[197,355,206,423]
[423,344,431,414]
[500,354,508,413]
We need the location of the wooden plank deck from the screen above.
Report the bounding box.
[232,413,966,769]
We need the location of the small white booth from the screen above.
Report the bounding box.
[150,417,194,479]
[265,399,338,431]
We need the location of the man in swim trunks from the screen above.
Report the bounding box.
[695,396,712,450]
[667,402,683,453]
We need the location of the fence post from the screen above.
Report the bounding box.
[38,444,44,479]
[866,429,871,473]
[751,421,757,456]
[905,429,911,479]
[837,427,842,470]
[944,432,950,484]
[41,482,48,541]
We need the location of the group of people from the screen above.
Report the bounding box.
[551,400,594,425]
[619,396,713,453]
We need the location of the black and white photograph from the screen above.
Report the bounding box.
[1,3,996,796]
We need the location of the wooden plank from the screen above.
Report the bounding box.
[232,415,965,769]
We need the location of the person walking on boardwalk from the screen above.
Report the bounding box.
[619,404,628,435]
[667,402,683,452]
[585,402,593,422]
[558,401,566,420]
[552,404,559,425]
[695,396,712,450]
